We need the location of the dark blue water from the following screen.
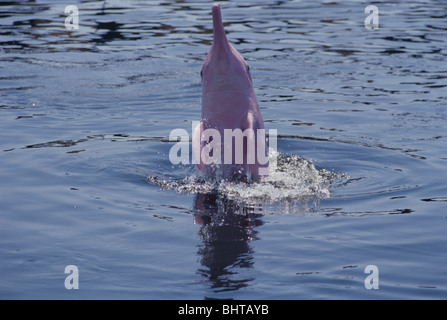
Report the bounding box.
[1,0,446,299]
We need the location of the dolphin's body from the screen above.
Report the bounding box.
[194,3,268,180]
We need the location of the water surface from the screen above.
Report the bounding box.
[1,0,446,299]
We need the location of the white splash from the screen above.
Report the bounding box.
[148,149,347,211]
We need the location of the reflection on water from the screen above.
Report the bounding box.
[194,193,263,293]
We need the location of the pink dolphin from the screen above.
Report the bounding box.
[193,3,269,180]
